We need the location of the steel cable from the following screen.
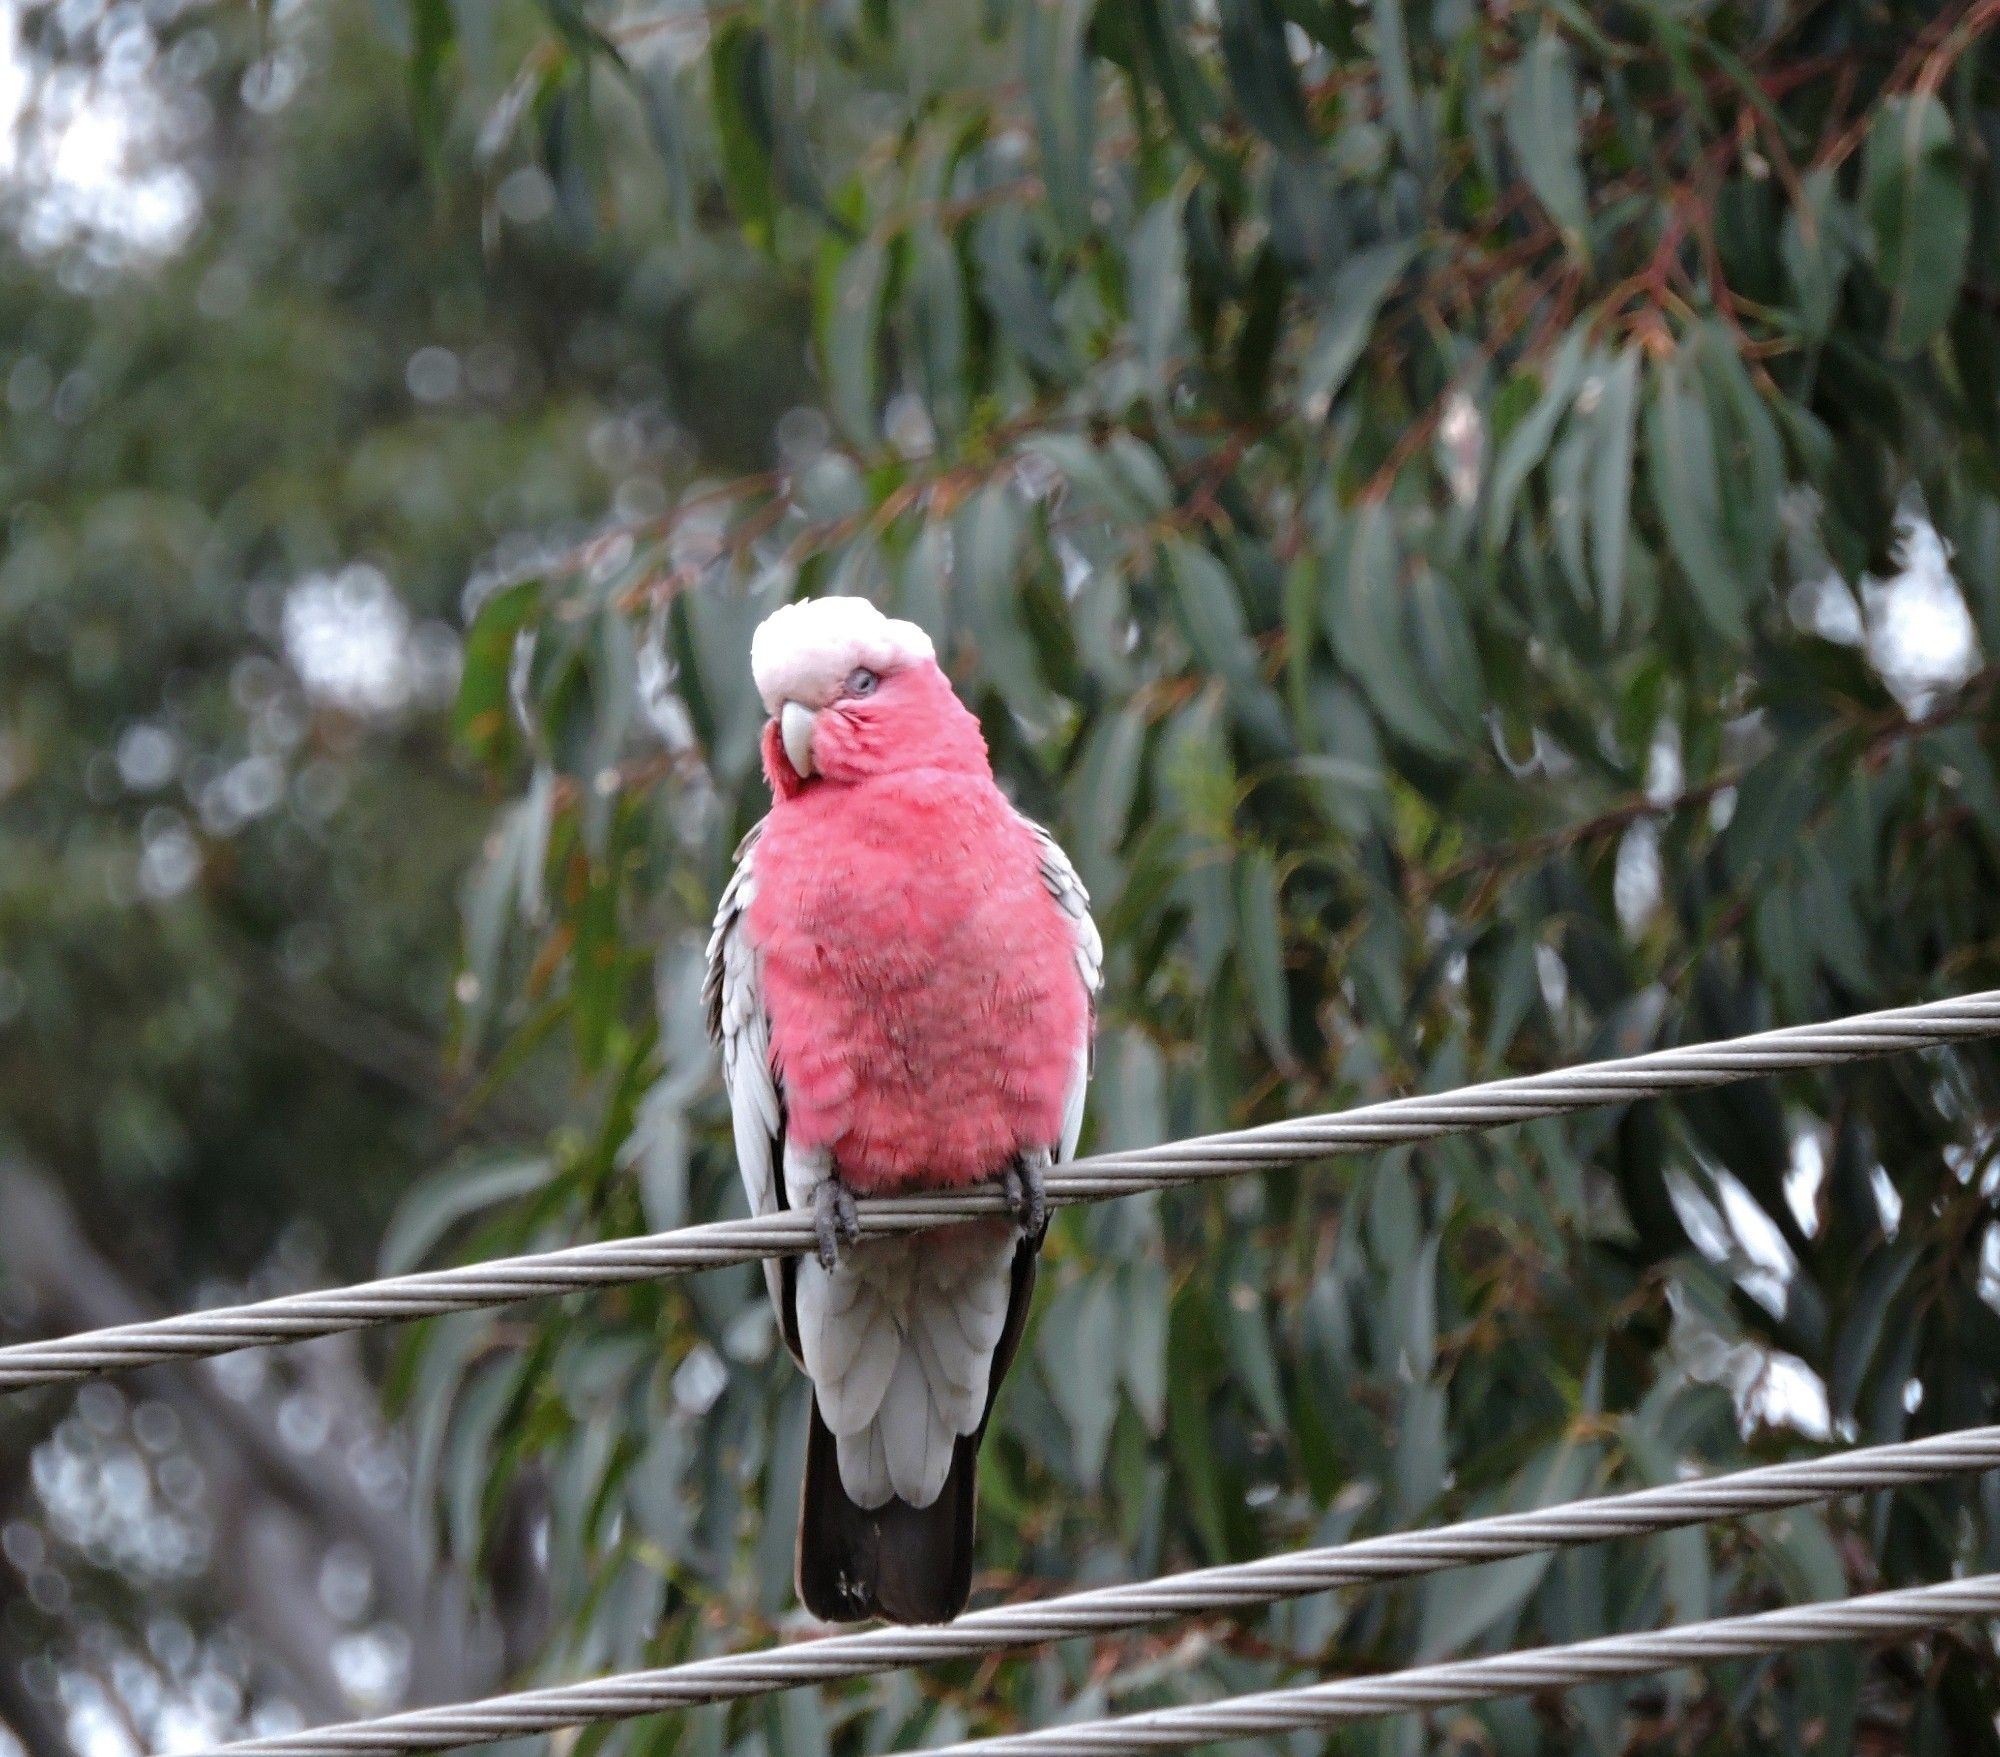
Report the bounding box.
[194,1425,2000,1757]
[4,990,1997,1393]
[928,1574,2000,1755]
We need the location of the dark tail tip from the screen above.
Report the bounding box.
[796,1400,977,1625]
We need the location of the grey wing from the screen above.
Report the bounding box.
[701,819,795,1352]
[1024,817,1103,1163]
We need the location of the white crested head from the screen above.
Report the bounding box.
[749,597,936,714]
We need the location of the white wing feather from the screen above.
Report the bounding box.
[703,822,789,1329]
[704,812,1104,1512]
[1028,818,1103,1161]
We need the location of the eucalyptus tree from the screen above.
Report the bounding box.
[404,3,1998,1752]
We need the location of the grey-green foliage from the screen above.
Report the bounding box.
[0,0,821,1737]
[408,2,2000,1751]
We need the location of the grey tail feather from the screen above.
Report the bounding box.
[794,1224,1040,1625]
[796,1400,978,1625]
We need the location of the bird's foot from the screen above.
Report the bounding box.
[1000,1153,1050,1239]
[811,1178,862,1271]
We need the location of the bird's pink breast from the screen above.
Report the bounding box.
[745,773,1088,1193]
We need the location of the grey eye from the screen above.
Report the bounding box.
[845,667,879,697]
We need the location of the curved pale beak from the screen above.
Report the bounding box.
[779,700,818,779]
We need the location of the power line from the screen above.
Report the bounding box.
[195,1425,2000,1757]
[3,990,1996,1394]
[928,1574,2000,1756]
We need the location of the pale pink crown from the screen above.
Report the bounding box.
[749,598,935,716]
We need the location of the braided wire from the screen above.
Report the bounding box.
[931,1574,2000,1756]
[198,1425,2000,1757]
[5,990,1997,1393]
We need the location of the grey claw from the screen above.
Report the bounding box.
[1001,1155,1049,1238]
[812,1179,860,1271]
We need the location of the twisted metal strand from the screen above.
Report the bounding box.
[5,989,1998,1392]
[933,1574,2000,1756]
[197,1425,2000,1757]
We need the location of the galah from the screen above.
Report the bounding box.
[702,598,1101,1625]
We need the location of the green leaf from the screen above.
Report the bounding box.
[1133,0,1234,187]
[458,787,544,1050]
[772,1689,827,1757]
[1283,553,1317,717]
[1121,1259,1169,1433]
[1165,1286,1231,1560]
[1130,193,1189,392]
[631,56,695,238]
[1829,1238,1920,1423]
[1484,327,1586,556]
[1300,241,1414,421]
[1415,1441,1597,1658]
[1159,690,1236,851]
[407,0,456,164]
[1222,1279,1287,1428]
[1695,330,1782,604]
[1503,31,1590,252]
[379,1155,553,1277]
[1389,1381,1447,1522]
[1408,563,1484,737]
[955,485,1052,722]
[1779,167,1848,342]
[1586,347,1640,637]
[973,208,1072,376]
[627,1413,690,1561]
[1025,0,1095,241]
[1218,0,1314,157]
[1383,1218,1436,1366]
[1164,538,1258,683]
[1331,502,1461,758]
[1300,680,1387,835]
[1800,841,1872,995]
[709,19,779,248]
[1645,351,1743,643]
[580,610,637,858]
[1372,0,1423,166]
[909,225,967,438]
[444,1355,524,1560]
[1863,93,1971,360]
[957,483,1023,611]
[1932,1654,2000,1757]
[1072,706,1147,895]
[1024,432,1150,525]
[1721,737,1823,885]
[1933,724,2000,858]
[1235,849,1292,1065]
[1093,1030,1168,1157]
[537,69,596,242]
[1104,434,1177,515]
[454,577,541,765]
[820,235,888,447]
[1755,880,1813,1018]
[1548,419,1592,608]
[569,858,626,1072]
[1041,1272,1121,1479]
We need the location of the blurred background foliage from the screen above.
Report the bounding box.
[0,0,801,1747]
[6,0,2000,1754]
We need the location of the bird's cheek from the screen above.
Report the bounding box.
[804,707,870,778]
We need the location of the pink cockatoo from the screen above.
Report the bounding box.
[703,598,1101,1625]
